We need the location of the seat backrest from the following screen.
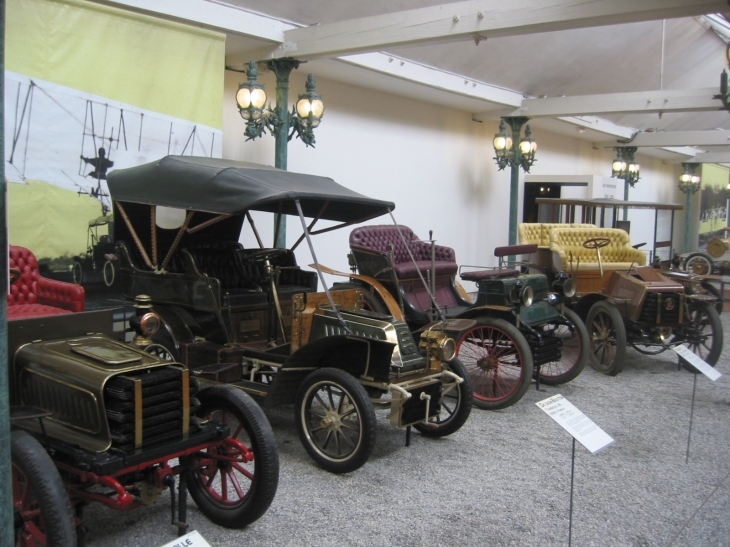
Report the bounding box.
[8,245,39,305]
[350,225,417,264]
[519,223,596,247]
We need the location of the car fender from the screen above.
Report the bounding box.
[573,293,607,321]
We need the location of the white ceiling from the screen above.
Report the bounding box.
[103,0,730,161]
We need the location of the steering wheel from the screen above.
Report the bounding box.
[582,237,611,250]
[9,267,21,283]
[241,248,288,264]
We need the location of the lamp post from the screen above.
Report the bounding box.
[678,163,701,253]
[236,59,324,247]
[611,146,640,221]
[493,117,537,246]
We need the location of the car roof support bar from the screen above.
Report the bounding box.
[291,201,329,252]
[115,201,154,270]
[294,199,352,334]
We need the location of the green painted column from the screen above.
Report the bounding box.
[266,59,299,249]
[0,0,14,543]
[507,117,528,247]
[684,191,693,254]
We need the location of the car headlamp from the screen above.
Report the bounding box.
[552,273,576,299]
[139,313,161,336]
[418,329,456,364]
[521,286,534,307]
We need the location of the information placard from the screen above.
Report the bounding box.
[159,531,212,547]
[672,345,721,381]
[536,394,614,454]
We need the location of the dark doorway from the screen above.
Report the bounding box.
[523,183,561,223]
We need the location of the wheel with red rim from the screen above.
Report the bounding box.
[537,308,589,385]
[456,318,534,410]
[184,386,279,528]
[12,429,76,547]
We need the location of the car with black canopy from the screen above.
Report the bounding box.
[107,156,472,474]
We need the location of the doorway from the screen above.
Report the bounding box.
[522,183,561,223]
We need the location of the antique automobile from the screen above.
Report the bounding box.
[9,290,279,546]
[553,232,724,375]
[324,226,588,411]
[72,214,118,287]
[106,156,472,474]
[675,230,730,277]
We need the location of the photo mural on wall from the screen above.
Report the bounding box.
[697,165,730,251]
[5,0,225,308]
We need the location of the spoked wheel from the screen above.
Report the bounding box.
[144,343,175,361]
[184,386,279,528]
[684,253,714,276]
[295,368,376,474]
[678,300,723,369]
[413,357,473,437]
[456,318,534,410]
[72,262,83,285]
[103,260,116,287]
[12,429,77,547]
[586,300,626,376]
[537,308,589,385]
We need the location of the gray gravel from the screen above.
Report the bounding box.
[84,314,730,547]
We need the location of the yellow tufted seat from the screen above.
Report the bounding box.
[549,227,647,273]
[518,223,596,248]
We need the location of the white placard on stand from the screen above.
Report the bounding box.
[672,345,722,381]
[159,531,212,547]
[536,394,614,454]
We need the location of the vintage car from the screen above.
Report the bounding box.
[72,214,118,287]
[323,226,588,411]
[106,156,472,474]
[675,231,730,277]
[9,288,279,545]
[562,235,723,375]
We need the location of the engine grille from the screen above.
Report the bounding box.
[638,293,682,325]
[104,367,200,452]
[524,332,563,367]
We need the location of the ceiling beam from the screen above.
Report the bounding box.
[245,0,729,61]
[475,88,723,119]
[597,130,730,147]
[666,152,730,163]
[98,0,293,42]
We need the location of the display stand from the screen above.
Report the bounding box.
[537,395,614,547]
[672,345,722,464]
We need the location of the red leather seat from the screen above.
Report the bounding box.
[8,246,85,320]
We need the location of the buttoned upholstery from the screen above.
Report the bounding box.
[518,223,596,247]
[8,246,85,319]
[549,228,646,271]
[349,225,457,279]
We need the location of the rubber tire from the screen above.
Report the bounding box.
[684,253,714,275]
[456,318,534,411]
[72,262,83,285]
[295,368,377,474]
[11,429,77,547]
[103,260,115,287]
[331,282,388,314]
[586,300,626,376]
[414,357,473,437]
[538,308,589,386]
[680,300,723,369]
[185,386,279,528]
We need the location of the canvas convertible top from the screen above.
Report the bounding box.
[107,156,395,223]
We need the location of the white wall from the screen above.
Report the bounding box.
[222,69,686,289]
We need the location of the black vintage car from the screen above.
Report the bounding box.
[106,156,472,474]
[9,301,279,546]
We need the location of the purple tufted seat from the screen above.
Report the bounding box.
[349,225,457,280]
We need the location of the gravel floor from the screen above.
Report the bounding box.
[84,314,730,547]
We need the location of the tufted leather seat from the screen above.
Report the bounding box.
[349,225,457,279]
[549,227,647,272]
[8,246,85,320]
[518,223,596,248]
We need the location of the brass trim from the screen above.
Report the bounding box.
[133,378,143,450]
[182,368,190,439]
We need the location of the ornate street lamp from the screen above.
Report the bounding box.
[678,163,701,253]
[492,117,537,246]
[611,146,640,221]
[236,60,325,247]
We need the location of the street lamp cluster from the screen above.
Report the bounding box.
[678,162,701,193]
[611,146,640,188]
